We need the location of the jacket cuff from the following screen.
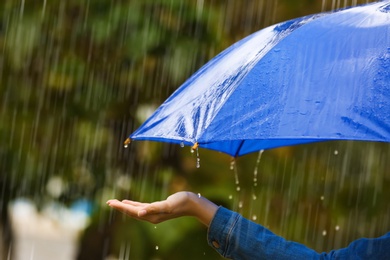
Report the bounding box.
[207,206,240,258]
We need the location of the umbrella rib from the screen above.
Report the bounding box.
[234,140,245,158]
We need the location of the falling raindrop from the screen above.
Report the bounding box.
[41,0,47,18]
[334,150,339,155]
[20,0,25,17]
[320,195,324,200]
[118,242,131,260]
[321,0,327,12]
[252,215,257,221]
[322,230,327,236]
[228,194,233,200]
[238,201,243,208]
[335,225,340,231]
[155,245,159,250]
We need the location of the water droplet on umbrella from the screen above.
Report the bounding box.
[197,193,201,198]
[180,141,184,148]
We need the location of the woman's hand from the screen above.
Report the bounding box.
[107,191,218,226]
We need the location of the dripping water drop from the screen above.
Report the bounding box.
[196,148,200,168]
[230,160,235,170]
[253,150,264,187]
[230,159,240,191]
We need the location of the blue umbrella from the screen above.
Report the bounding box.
[126,1,390,157]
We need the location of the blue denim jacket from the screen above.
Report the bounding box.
[208,207,390,259]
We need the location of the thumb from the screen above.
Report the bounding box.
[138,201,167,217]
[138,209,148,217]
[137,205,155,217]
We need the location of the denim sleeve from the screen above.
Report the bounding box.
[207,206,390,260]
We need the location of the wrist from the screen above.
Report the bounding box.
[186,192,218,227]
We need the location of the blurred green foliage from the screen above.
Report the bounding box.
[0,0,388,259]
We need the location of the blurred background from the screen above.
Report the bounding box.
[0,0,389,259]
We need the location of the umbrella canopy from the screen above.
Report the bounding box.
[128,1,390,157]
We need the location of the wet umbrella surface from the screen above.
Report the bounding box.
[128,1,390,157]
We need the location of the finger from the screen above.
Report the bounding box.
[107,200,141,217]
[138,209,148,217]
[122,200,147,207]
[142,201,170,215]
[106,199,120,204]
